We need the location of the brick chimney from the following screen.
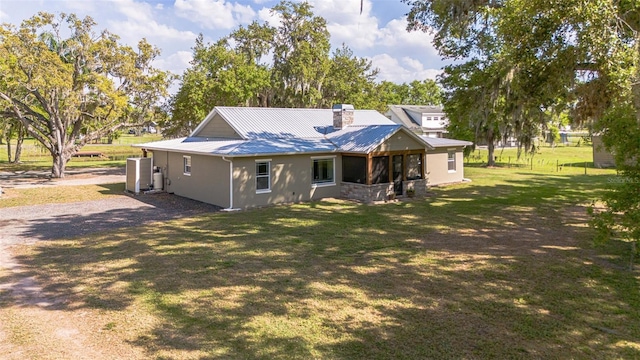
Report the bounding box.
[332,104,355,130]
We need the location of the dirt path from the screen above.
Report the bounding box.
[0,169,219,359]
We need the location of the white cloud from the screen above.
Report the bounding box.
[105,0,198,52]
[257,6,280,27]
[155,3,164,10]
[112,0,155,23]
[371,54,442,83]
[379,18,437,54]
[327,18,379,50]
[174,0,256,30]
[64,1,98,13]
[153,50,193,74]
[303,0,379,49]
[109,19,197,45]
[0,10,7,21]
[306,0,372,25]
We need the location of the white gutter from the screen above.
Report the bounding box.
[221,156,241,211]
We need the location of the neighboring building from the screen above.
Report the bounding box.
[386,105,448,138]
[422,137,473,186]
[592,135,616,168]
[134,105,442,209]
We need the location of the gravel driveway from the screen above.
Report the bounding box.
[0,170,223,359]
[1,171,221,271]
[0,193,221,247]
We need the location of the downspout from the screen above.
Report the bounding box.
[221,156,240,211]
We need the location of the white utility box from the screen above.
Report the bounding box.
[126,157,153,193]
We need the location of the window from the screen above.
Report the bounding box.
[183,156,191,175]
[256,161,270,193]
[448,150,456,172]
[406,154,422,180]
[312,157,335,186]
[342,156,366,184]
[433,116,439,121]
[372,156,389,184]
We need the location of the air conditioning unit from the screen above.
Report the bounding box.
[126,157,153,193]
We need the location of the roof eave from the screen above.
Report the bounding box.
[135,146,339,158]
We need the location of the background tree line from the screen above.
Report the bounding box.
[0,1,443,171]
[163,1,442,137]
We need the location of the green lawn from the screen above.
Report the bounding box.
[0,134,159,172]
[0,183,125,208]
[467,143,601,172]
[6,161,639,358]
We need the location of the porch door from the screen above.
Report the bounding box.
[392,155,403,195]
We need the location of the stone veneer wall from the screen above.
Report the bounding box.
[340,179,429,203]
[340,182,393,203]
[403,179,428,197]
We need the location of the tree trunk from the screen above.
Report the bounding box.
[13,125,25,163]
[487,141,496,167]
[6,136,12,163]
[51,153,69,178]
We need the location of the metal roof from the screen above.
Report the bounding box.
[194,106,395,140]
[386,105,447,129]
[421,136,473,148]
[395,104,445,115]
[327,125,401,153]
[134,136,336,157]
[134,106,433,157]
[386,105,419,128]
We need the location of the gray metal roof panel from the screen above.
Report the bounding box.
[421,136,473,148]
[134,137,336,157]
[395,105,445,115]
[386,105,418,127]
[213,107,394,140]
[327,125,401,153]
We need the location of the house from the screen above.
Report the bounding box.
[386,105,448,138]
[421,137,473,185]
[133,105,443,210]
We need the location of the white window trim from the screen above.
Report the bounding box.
[183,155,192,176]
[311,156,336,187]
[255,160,271,194]
[447,149,456,173]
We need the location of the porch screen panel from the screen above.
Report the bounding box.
[372,156,389,184]
[406,154,422,180]
[342,156,366,184]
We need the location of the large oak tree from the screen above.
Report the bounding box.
[0,12,172,177]
[404,0,639,265]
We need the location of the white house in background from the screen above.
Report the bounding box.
[386,105,448,138]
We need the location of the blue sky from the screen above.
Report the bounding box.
[0,0,446,88]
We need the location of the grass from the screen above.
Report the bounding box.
[467,143,601,173]
[0,183,125,208]
[6,160,639,358]
[0,134,159,172]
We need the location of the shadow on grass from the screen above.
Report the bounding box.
[98,183,126,195]
[9,172,640,359]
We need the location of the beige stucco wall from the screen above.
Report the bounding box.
[232,154,342,209]
[195,113,241,139]
[426,147,465,186]
[374,131,425,152]
[152,150,231,208]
